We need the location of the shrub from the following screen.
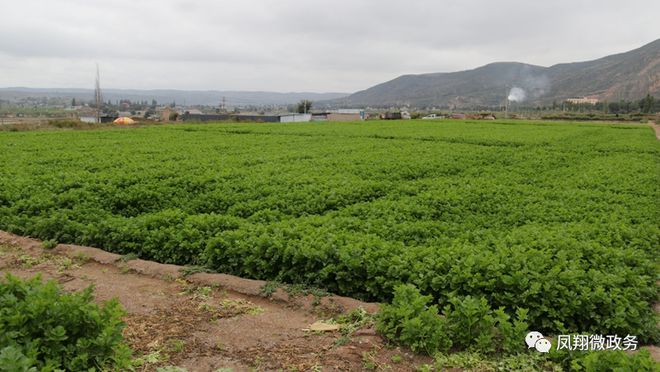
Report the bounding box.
[546,347,659,371]
[442,295,529,354]
[0,274,132,371]
[41,239,57,249]
[377,284,530,356]
[376,284,451,354]
[572,349,658,371]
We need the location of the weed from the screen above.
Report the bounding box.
[167,339,185,353]
[0,244,18,256]
[179,265,210,277]
[284,283,329,298]
[219,299,264,316]
[361,351,377,370]
[198,303,214,312]
[334,335,350,347]
[133,350,167,366]
[416,364,433,372]
[190,286,213,300]
[259,281,279,297]
[16,254,39,268]
[157,367,187,372]
[118,253,139,262]
[42,239,57,249]
[73,252,90,264]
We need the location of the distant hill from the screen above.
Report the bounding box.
[0,88,348,107]
[337,39,660,108]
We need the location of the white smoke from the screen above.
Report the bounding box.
[523,75,550,99]
[508,87,526,102]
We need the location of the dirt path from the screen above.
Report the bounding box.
[0,231,430,371]
[649,121,660,140]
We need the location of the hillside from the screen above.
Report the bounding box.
[340,39,660,108]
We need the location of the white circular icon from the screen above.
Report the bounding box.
[525,331,544,348]
[535,338,551,353]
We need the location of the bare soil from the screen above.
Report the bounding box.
[0,231,431,371]
[650,121,660,140]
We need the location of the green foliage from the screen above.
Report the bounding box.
[0,274,132,371]
[41,239,57,249]
[296,99,312,114]
[178,265,210,277]
[376,284,451,354]
[259,281,279,297]
[548,348,660,371]
[0,120,658,342]
[442,295,529,354]
[572,349,658,371]
[378,285,530,355]
[118,252,139,262]
[434,351,561,372]
[443,295,497,352]
[0,346,37,372]
[157,367,187,372]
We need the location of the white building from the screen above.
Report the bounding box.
[280,113,312,123]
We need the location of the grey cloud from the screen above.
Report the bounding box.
[0,0,658,92]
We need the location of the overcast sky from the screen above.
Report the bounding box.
[1,0,658,93]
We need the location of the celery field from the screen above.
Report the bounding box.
[0,120,658,342]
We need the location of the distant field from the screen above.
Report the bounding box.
[0,119,658,342]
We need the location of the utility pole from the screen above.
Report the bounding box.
[504,87,509,119]
[94,64,102,124]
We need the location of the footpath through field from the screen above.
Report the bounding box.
[0,230,433,371]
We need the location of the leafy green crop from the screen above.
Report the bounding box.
[376,284,452,354]
[377,284,529,355]
[0,120,658,342]
[0,274,132,371]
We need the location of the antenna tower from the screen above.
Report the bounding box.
[94,64,102,123]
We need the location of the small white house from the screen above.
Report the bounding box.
[280,113,312,123]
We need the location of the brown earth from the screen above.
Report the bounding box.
[650,121,660,140]
[0,231,432,371]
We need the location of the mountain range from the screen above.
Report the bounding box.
[334,39,660,108]
[2,40,658,109]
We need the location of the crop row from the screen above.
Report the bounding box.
[0,120,658,342]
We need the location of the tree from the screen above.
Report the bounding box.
[297,100,312,114]
[640,94,655,114]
